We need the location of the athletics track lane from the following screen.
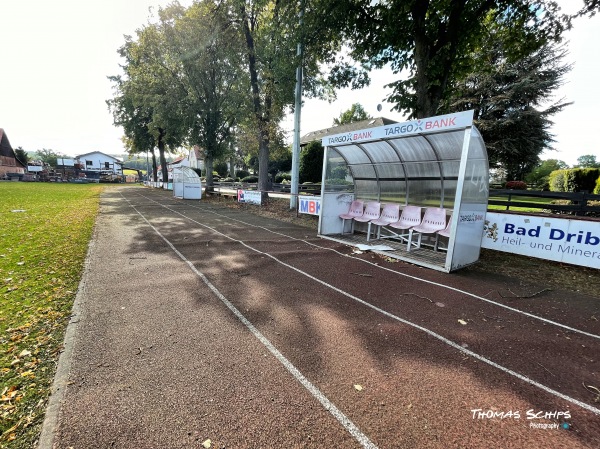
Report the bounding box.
[49,186,599,449]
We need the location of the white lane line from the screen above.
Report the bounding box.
[126,199,379,449]
[174,198,600,342]
[130,192,600,416]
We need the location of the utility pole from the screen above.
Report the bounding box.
[290,0,304,210]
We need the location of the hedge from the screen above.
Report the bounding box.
[549,168,600,192]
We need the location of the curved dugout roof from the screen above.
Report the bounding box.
[321,110,486,185]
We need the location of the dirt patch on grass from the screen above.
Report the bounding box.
[204,194,600,299]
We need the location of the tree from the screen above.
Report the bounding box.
[333,103,372,126]
[232,0,351,191]
[300,141,323,183]
[576,154,600,168]
[235,0,296,191]
[576,0,600,16]
[338,0,567,119]
[107,75,158,181]
[443,20,572,180]
[525,159,568,189]
[14,147,28,166]
[161,1,249,188]
[109,12,191,183]
[36,149,59,167]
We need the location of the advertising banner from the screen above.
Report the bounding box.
[298,196,321,216]
[482,213,600,269]
[237,189,262,205]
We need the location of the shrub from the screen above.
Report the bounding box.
[330,165,349,180]
[300,141,324,183]
[594,177,600,195]
[235,169,250,179]
[214,161,229,177]
[549,170,567,192]
[241,175,258,183]
[275,173,291,183]
[505,180,527,190]
[575,168,600,192]
[555,168,600,192]
[328,178,352,184]
[564,170,577,192]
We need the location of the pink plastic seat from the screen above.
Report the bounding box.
[339,200,364,234]
[353,201,381,239]
[407,207,447,252]
[367,203,400,241]
[434,214,452,251]
[385,206,423,242]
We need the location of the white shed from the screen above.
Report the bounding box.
[173,166,202,200]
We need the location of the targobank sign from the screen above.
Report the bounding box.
[322,110,474,146]
[482,213,600,269]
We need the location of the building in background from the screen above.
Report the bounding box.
[76,151,122,174]
[0,128,26,178]
[189,145,204,171]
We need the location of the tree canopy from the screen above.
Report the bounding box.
[333,103,372,126]
[442,19,572,180]
[335,0,567,119]
[525,159,568,189]
[105,0,595,187]
[577,154,600,168]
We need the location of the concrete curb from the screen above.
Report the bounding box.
[36,235,96,449]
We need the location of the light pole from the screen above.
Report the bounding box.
[290,0,304,210]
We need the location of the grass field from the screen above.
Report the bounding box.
[487,194,555,212]
[0,183,103,448]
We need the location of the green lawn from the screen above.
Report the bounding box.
[0,183,103,448]
[487,194,555,212]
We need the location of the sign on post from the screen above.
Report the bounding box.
[298,196,321,216]
[237,189,262,205]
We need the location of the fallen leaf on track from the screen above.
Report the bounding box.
[458,319,468,325]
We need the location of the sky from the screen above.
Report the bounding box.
[1,0,598,167]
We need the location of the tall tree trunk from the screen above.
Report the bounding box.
[204,155,214,191]
[411,0,468,118]
[411,1,437,118]
[239,3,271,192]
[229,151,235,179]
[157,129,168,183]
[151,149,158,182]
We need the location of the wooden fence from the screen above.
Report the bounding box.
[488,189,600,216]
[211,182,600,216]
